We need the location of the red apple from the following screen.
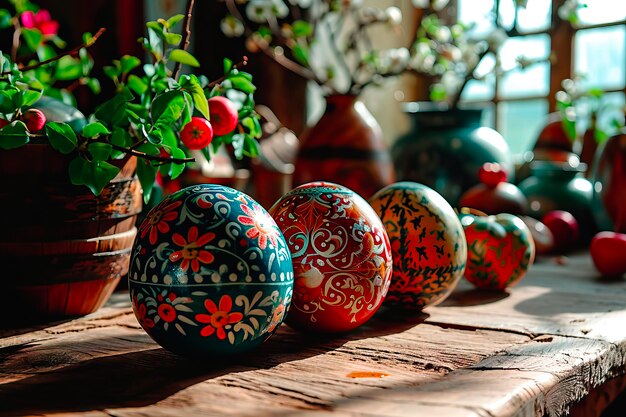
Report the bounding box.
[590,232,626,276]
[541,210,579,253]
[478,163,507,188]
[180,117,213,150]
[22,109,46,132]
[208,96,238,136]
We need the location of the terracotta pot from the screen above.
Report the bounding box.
[292,94,395,199]
[0,142,140,319]
[591,130,626,233]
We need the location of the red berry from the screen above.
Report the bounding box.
[0,119,9,129]
[208,96,239,136]
[23,109,46,132]
[180,117,213,150]
[478,163,507,188]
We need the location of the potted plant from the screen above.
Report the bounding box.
[0,0,263,319]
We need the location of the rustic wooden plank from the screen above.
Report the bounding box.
[569,374,626,417]
[2,253,626,417]
[0,301,529,416]
[429,254,626,343]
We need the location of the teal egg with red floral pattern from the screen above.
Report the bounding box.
[129,184,294,357]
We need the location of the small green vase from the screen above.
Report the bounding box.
[518,161,596,241]
[392,103,512,206]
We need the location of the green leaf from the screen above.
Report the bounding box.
[87,78,101,94]
[160,146,186,180]
[36,44,56,61]
[137,159,157,204]
[167,14,185,28]
[88,142,113,161]
[164,32,182,45]
[94,88,133,125]
[243,135,260,158]
[82,122,111,138]
[151,90,186,127]
[103,65,121,80]
[20,89,42,107]
[110,127,131,159]
[21,28,43,51]
[168,49,200,67]
[292,20,313,37]
[228,75,256,94]
[45,122,78,154]
[0,9,12,29]
[127,74,148,95]
[180,75,209,119]
[0,89,18,113]
[68,156,87,185]
[120,55,142,74]
[54,56,82,81]
[223,58,233,74]
[82,160,120,196]
[0,121,29,150]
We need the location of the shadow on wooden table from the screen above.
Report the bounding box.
[0,309,427,416]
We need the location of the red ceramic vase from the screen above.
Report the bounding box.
[592,130,626,233]
[292,95,395,199]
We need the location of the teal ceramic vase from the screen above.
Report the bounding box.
[392,103,512,206]
[518,161,595,241]
[129,184,294,357]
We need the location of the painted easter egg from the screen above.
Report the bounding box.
[129,184,294,357]
[369,182,467,309]
[461,213,535,290]
[269,182,392,333]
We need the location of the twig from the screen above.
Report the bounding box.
[224,0,328,88]
[207,57,248,88]
[2,28,106,75]
[323,14,355,94]
[11,18,20,63]
[450,48,490,109]
[173,0,196,81]
[90,138,195,164]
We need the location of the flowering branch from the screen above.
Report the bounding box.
[1,27,106,75]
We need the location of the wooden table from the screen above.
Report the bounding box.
[2,253,626,417]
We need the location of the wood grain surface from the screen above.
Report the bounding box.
[1,253,625,417]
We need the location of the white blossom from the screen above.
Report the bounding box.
[221,16,245,37]
[558,0,580,21]
[288,0,313,7]
[385,7,403,26]
[432,0,450,11]
[434,26,451,43]
[245,0,289,23]
[379,47,410,73]
[411,0,429,8]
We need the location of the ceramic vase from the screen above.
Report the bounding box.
[392,103,512,206]
[292,94,395,199]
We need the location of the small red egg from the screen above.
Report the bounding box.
[269,182,392,333]
[542,210,579,253]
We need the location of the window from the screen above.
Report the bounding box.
[457,0,626,157]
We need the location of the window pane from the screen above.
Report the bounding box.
[597,92,626,135]
[576,0,626,26]
[497,100,549,155]
[575,26,626,90]
[499,34,551,99]
[461,54,496,101]
[458,0,496,35]
[499,0,552,33]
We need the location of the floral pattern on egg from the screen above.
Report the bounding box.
[269,182,393,333]
[129,184,294,356]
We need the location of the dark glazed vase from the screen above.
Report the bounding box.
[518,161,595,241]
[392,103,512,206]
[292,94,395,199]
[592,130,626,233]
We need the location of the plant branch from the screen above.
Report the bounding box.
[2,27,106,75]
[450,48,491,109]
[90,138,195,164]
[323,15,355,94]
[173,0,196,81]
[224,0,328,88]
[11,18,21,63]
[207,57,249,88]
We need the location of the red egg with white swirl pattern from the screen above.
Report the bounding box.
[269,182,393,333]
